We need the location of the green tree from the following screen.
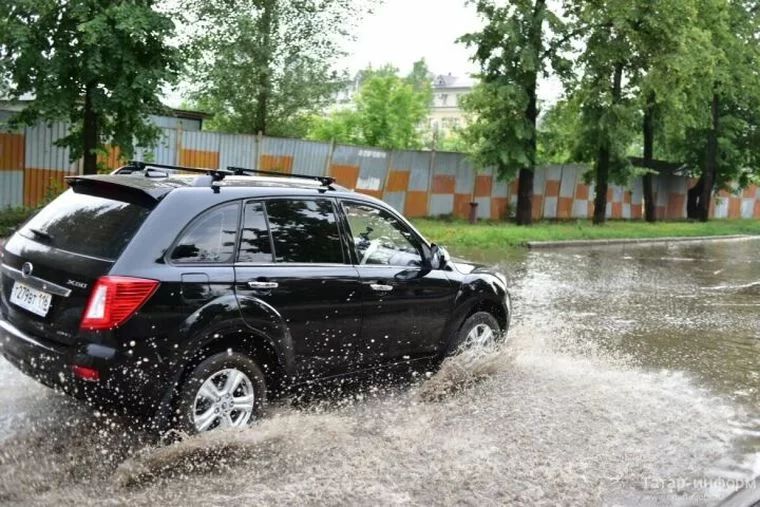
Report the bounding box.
[566,0,642,225]
[685,0,760,221]
[536,97,585,164]
[623,0,716,222]
[458,0,573,226]
[0,0,182,174]
[565,0,709,224]
[407,58,434,100]
[183,0,374,137]
[308,64,432,150]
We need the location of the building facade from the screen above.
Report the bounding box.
[329,71,476,137]
[427,73,475,137]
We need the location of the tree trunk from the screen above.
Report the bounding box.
[516,169,534,225]
[593,62,623,225]
[82,83,99,175]
[699,91,720,222]
[642,92,656,223]
[687,175,703,219]
[253,0,275,134]
[514,0,545,226]
[593,147,610,225]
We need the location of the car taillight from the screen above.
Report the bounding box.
[80,276,159,331]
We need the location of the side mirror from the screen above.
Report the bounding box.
[429,244,450,270]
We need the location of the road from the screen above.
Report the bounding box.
[2,239,760,505]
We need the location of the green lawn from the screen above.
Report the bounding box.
[412,218,760,249]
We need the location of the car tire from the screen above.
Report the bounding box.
[175,351,267,434]
[447,311,503,356]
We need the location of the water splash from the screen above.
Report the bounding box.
[415,346,514,402]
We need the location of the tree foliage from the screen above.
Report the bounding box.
[0,0,182,174]
[458,0,573,225]
[182,0,374,138]
[661,0,760,219]
[536,97,585,165]
[461,0,760,224]
[307,63,432,150]
[562,0,739,223]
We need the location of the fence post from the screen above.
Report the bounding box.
[324,139,335,177]
[469,166,478,224]
[556,164,565,219]
[175,123,183,166]
[217,131,223,170]
[426,149,437,217]
[381,150,395,201]
[255,131,263,170]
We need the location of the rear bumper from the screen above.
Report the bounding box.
[0,317,168,417]
[0,318,70,390]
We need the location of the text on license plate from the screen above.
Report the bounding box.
[10,282,52,317]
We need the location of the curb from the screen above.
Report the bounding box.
[526,234,757,249]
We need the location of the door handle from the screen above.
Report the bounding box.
[370,283,393,292]
[247,281,279,289]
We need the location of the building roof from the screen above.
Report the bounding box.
[432,74,476,89]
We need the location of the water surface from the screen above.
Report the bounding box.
[2,238,760,505]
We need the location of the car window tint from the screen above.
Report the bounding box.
[18,189,151,260]
[238,202,274,263]
[342,202,423,267]
[171,203,240,264]
[265,199,344,264]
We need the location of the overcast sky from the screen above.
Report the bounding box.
[346,0,482,77]
[347,0,563,102]
[168,0,563,108]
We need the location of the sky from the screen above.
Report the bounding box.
[346,0,482,78]
[167,0,563,108]
[345,0,563,103]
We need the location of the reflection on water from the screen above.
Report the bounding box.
[2,238,760,505]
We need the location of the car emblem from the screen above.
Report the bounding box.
[21,262,33,278]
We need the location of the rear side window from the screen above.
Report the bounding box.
[266,199,344,264]
[171,202,240,264]
[19,189,150,260]
[237,202,273,263]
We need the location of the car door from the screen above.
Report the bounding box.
[233,198,362,380]
[169,201,241,331]
[338,200,455,368]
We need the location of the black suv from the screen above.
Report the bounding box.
[0,163,511,434]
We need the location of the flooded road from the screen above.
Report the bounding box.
[2,238,760,505]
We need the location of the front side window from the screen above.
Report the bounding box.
[266,199,344,264]
[171,202,240,264]
[342,202,423,267]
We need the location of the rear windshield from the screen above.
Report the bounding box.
[19,189,151,260]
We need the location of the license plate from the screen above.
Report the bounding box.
[10,281,52,317]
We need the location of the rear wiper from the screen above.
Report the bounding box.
[28,228,55,244]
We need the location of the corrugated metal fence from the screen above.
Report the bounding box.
[1,117,758,221]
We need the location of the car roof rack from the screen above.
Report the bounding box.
[227,166,336,189]
[114,161,337,190]
[118,161,231,181]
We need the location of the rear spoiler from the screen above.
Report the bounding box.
[64,175,177,208]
